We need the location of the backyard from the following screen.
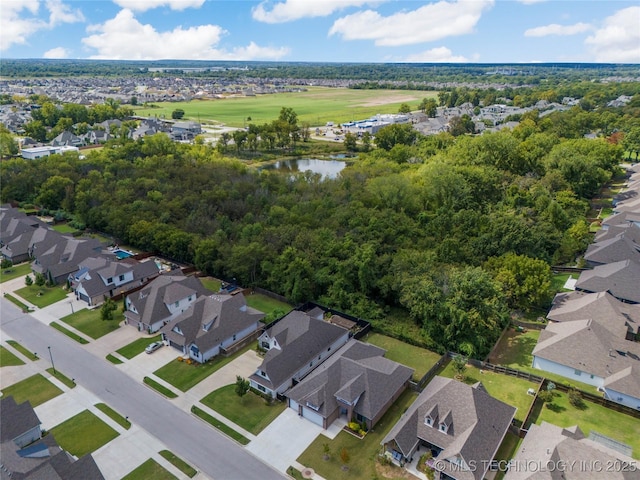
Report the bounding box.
[362,332,443,380]
[59,308,120,339]
[297,389,418,480]
[15,284,68,308]
[530,391,640,459]
[154,344,255,392]
[200,385,286,435]
[1,373,63,407]
[243,292,292,318]
[48,410,119,458]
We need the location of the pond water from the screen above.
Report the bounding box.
[260,158,347,180]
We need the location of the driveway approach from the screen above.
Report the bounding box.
[0,298,287,480]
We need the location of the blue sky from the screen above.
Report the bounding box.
[1,0,639,63]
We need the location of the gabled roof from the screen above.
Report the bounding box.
[533,319,640,381]
[125,272,212,327]
[505,422,635,480]
[547,291,640,337]
[595,223,640,243]
[252,310,349,391]
[33,236,111,279]
[161,293,264,352]
[73,257,159,298]
[575,260,640,303]
[382,376,515,480]
[584,234,640,265]
[0,397,40,443]
[286,340,414,423]
[602,211,640,229]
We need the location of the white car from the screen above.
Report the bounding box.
[145,341,163,354]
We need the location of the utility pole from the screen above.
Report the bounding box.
[48,346,56,375]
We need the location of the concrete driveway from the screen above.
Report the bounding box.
[247,407,346,472]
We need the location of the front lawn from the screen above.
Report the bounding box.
[159,450,197,478]
[437,363,535,425]
[243,292,292,316]
[60,308,120,339]
[49,410,119,458]
[15,284,68,308]
[6,340,38,361]
[3,293,31,311]
[0,345,25,366]
[154,344,253,392]
[1,373,63,407]
[531,391,640,459]
[489,327,540,369]
[363,332,442,380]
[46,368,76,389]
[0,262,32,283]
[116,334,162,359]
[50,321,89,344]
[200,385,286,435]
[95,403,131,430]
[143,376,178,398]
[297,389,418,480]
[191,405,250,445]
[121,459,177,480]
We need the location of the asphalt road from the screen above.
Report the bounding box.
[0,298,286,480]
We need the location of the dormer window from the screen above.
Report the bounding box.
[425,416,433,427]
[439,423,449,433]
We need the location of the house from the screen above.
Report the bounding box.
[381,376,516,480]
[574,259,640,304]
[594,223,640,243]
[161,293,264,362]
[51,130,83,147]
[0,396,105,480]
[504,421,635,480]
[583,233,640,267]
[286,339,413,429]
[532,318,640,408]
[249,310,350,398]
[601,211,640,231]
[171,121,201,137]
[0,207,51,263]
[69,256,160,306]
[124,272,212,333]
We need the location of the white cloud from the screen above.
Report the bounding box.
[585,6,640,63]
[0,0,84,51]
[402,47,468,63]
[112,0,205,12]
[252,0,378,23]
[329,0,494,47]
[517,0,547,4]
[43,46,70,58]
[82,9,290,60]
[524,22,591,37]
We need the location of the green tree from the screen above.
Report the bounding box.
[449,115,475,136]
[419,98,438,117]
[361,131,372,152]
[36,175,74,211]
[374,124,418,151]
[0,130,19,159]
[35,272,46,286]
[23,120,47,142]
[623,126,640,160]
[101,298,118,321]
[25,274,33,286]
[398,103,411,114]
[235,375,250,402]
[171,108,185,120]
[452,354,467,379]
[343,132,357,152]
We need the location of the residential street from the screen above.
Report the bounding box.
[0,298,287,480]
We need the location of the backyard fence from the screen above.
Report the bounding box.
[409,352,450,392]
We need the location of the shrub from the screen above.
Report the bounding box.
[35,272,46,286]
[568,388,584,408]
[1,258,12,269]
[25,275,33,286]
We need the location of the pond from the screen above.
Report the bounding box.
[260,158,347,180]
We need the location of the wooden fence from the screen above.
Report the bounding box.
[409,352,450,392]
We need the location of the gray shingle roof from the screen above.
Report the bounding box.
[252,311,349,391]
[73,257,160,299]
[381,376,516,480]
[0,397,40,443]
[584,234,640,265]
[575,259,640,303]
[286,340,414,424]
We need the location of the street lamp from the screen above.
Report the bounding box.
[69,300,74,314]
[48,346,56,375]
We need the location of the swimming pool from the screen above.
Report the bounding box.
[113,249,134,259]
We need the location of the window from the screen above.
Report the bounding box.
[175,301,179,307]
[574,369,582,376]
[107,277,113,284]
[590,374,595,379]
[258,385,266,392]
[425,417,432,427]
[119,274,125,281]
[310,362,313,367]
[232,334,236,341]
[327,347,331,352]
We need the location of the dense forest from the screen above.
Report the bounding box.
[3,92,639,358]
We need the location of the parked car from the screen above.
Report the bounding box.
[145,341,163,354]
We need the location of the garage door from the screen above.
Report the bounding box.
[289,399,299,413]
[302,406,324,427]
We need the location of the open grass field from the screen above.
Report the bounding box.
[60,308,120,339]
[437,363,535,425]
[531,391,640,459]
[15,284,68,308]
[297,388,418,480]
[1,373,63,407]
[122,459,178,480]
[362,332,442,380]
[154,344,253,392]
[200,385,286,435]
[116,334,162,359]
[134,87,435,128]
[0,345,25,367]
[0,262,32,283]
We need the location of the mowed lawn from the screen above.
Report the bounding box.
[298,389,418,480]
[0,345,25,366]
[437,362,535,425]
[122,459,177,480]
[243,292,292,317]
[1,373,63,407]
[0,262,32,283]
[200,385,286,435]
[49,410,119,458]
[134,87,435,127]
[15,284,68,308]
[116,334,162,359]
[363,332,443,380]
[532,391,640,459]
[59,308,120,339]
[489,327,540,369]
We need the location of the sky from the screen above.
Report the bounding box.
[1,0,639,64]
